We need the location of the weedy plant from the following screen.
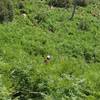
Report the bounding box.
[78,19,90,31]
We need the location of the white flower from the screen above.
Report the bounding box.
[47,55,51,60]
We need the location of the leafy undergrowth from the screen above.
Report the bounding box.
[0,0,100,99]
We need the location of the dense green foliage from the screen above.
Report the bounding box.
[0,0,13,23]
[0,0,100,99]
[47,0,70,8]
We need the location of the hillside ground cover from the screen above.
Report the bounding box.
[0,0,100,99]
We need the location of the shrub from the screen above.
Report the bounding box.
[78,20,89,31]
[77,0,89,7]
[0,0,14,23]
[10,68,32,99]
[16,0,25,9]
[48,0,70,8]
[34,13,47,24]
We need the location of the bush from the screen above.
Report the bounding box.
[10,68,32,99]
[0,0,14,23]
[78,20,89,31]
[47,0,89,8]
[48,0,70,8]
[77,0,89,7]
[34,13,47,24]
[16,1,25,9]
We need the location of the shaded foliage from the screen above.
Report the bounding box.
[0,0,14,23]
[48,0,70,8]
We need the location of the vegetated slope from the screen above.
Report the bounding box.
[0,0,100,99]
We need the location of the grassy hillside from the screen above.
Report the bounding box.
[0,0,100,99]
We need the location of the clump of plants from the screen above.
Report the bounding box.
[10,68,31,99]
[47,0,70,8]
[0,0,14,23]
[16,0,25,9]
[34,12,47,24]
[76,0,89,7]
[78,19,90,31]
